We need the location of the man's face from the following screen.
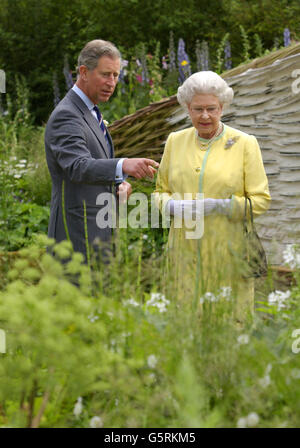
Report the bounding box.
[81,56,120,104]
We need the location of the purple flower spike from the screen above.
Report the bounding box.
[118,58,128,93]
[162,56,168,70]
[224,41,232,70]
[168,31,176,71]
[63,55,74,90]
[177,38,191,84]
[283,28,291,47]
[196,41,209,71]
[141,56,149,85]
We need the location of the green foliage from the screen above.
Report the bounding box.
[254,33,264,57]
[0,2,300,427]
[0,236,299,427]
[0,83,51,252]
[0,149,49,252]
[215,33,230,74]
[1,0,299,123]
[0,239,108,427]
[239,25,251,63]
[101,43,171,123]
[0,197,49,252]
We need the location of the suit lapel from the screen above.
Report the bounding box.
[67,89,111,159]
[82,110,111,159]
[106,128,114,157]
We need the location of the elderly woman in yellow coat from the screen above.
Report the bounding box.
[154,71,271,322]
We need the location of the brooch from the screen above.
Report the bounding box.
[224,136,240,149]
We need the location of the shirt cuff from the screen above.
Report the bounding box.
[115,158,128,184]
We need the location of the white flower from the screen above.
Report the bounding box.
[266,363,272,374]
[73,397,83,418]
[291,369,300,379]
[216,388,223,398]
[88,314,99,323]
[199,292,217,304]
[199,288,232,304]
[146,292,170,313]
[121,332,131,338]
[142,234,148,240]
[282,244,300,269]
[258,374,271,388]
[219,286,232,300]
[237,413,260,428]
[247,412,260,427]
[14,174,22,179]
[237,334,249,345]
[206,292,217,302]
[147,354,158,369]
[237,417,247,428]
[89,416,103,428]
[149,292,164,302]
[268,290,291,311]
[123,298,140,307]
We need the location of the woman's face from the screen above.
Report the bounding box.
[188,93,223,139]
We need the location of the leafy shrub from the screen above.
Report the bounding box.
[0,236,299,427]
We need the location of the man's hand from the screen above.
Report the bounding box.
[117,181,132,203]
[122,158,159,179]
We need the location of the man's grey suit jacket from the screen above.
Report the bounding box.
[45,89,121,259]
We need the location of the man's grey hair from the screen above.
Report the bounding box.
[177,71,234,110]
[77,39,121,75]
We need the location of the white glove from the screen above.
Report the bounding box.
[203,198,231,216]
[167,198,231,218]
[166,200,198,219]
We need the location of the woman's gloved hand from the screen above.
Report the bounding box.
[166,198,231,218]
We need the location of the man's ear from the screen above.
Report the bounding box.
[79,65,88,82]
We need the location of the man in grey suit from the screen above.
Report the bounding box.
[45,39,158,261]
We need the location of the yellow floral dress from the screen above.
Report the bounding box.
[154,124,271,321]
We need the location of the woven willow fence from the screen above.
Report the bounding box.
[110,44,300,265]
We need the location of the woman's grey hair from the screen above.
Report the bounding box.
[77,39,121,75]
[177,71,234,110]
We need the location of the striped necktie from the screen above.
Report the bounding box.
[93,105,111,152]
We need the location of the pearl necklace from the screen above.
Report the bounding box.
[197,122,224,150]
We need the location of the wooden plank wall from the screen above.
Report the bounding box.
[223,52,300,265]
